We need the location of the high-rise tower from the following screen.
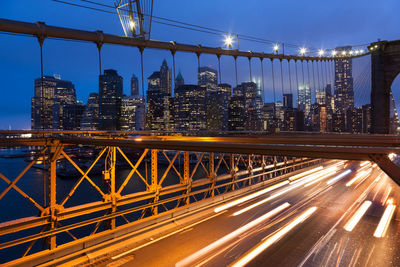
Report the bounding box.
[99,69,123,130]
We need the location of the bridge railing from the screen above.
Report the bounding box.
[0,135,321,263]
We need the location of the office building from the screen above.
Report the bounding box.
[99,69,123,130]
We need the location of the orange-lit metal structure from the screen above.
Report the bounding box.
[0,132,323,264]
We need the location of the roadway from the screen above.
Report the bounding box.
[100,160,400,267]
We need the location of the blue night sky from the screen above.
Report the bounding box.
[0,0,399,129]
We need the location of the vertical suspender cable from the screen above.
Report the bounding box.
[320,60,325,90]
[329,60,333,88]
[249,57,252,82]
[324,60,329,86]
[301,60,305,90]
[218,55,222,85]
[260,58,265,103]
[38,37,46,206]
[234,56,238,87]
[316,59,321,92]
[288,59,292,95]
[97,45,102,76]
[271,59,276,105]
[171,50,176,94]
[312,60,316,103]
[280,59,284,97]
[295,60,299,108]
[306,60,311,96]
[140,48,145,98]
[139,47,146,128]
[40,42,44,131]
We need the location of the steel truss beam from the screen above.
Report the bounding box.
[0,18,367,62]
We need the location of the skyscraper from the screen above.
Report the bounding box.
[174,85,206,131]
[243,82,262,131]
[175,70,184,89]
[99,69,123,130]
[228,96,245,131]
[31,75,77,130]
[52,79,77,129]
[160,59,172,95]
[62,101,85,130]
[120,95,145,131]
[206,83,231,132]
[81,93,99,130]
[198,66,218,95]
[131,73,139,96]
[146,60,173,131]
[334,46,354,132]
[283,93,293,110]
[297,84,311,121]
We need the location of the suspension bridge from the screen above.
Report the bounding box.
[0,5,400,266]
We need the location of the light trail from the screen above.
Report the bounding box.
[381,186,392,205]
[345,169,371,187]
[343,200,372,232]
[327,169,352,185]
[374,202,396,238]
[231,207,318,267]
[213,181,289,213]
[360,161,371,167]
[175,203,290,267]
[111,211,227,260]
[304,167,338,187]
[288,166,323,182]
[234,164,341,216]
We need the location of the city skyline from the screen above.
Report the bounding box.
[31,57,383,134]
[1,0,399,129]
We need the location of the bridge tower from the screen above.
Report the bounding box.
[370,40,400,133]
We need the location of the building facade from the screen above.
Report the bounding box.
[99,69,123,130]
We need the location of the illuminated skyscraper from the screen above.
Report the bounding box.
[99,69,123,130]
[31,75,77,130]
[81,93,99,130]
[146,60,173,131]
[174,85,206,131]
[175,70,184,89]
[120,95,145,130]
[53,79,77,129]
[131,73,139,96]
[198,66,218,95]
[206,83,231,132]
[334,46,354,132]
[297,84,311,121]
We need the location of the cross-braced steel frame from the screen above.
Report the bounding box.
[0,136,321,263]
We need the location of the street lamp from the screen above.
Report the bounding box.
[224,35,233,48]
[273,44,279,54]
[299,47,307,56]
[318,49,324,57]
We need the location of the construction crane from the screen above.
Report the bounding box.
[114,0,153,39]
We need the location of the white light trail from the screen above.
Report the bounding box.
[175,203,290,267]
[343,201,372,232]
[345,170,370,187]
[327,169,352,185]
[360,161,371,167]
[214,181,289,213]
[374,203,396,238]
[303,167,338,187]
[381,186,392,205]
[233,166,335,216]
[288,166,323,182]
[231,207,318,267]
